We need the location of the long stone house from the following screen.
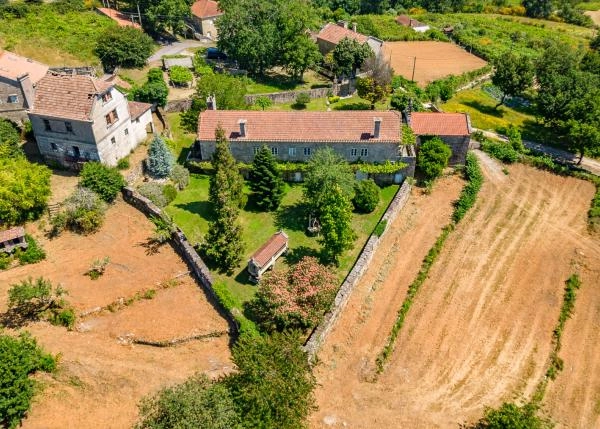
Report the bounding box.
[190,0,222,40]
[316,21,384,58]
[0,50,48,124]
[28,73,154,168]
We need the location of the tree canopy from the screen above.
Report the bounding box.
[94,27,154,70]
[521,0,552,18]
[146,135,175,178]
[249,146,285,211]
[331,37,373,77]
[417,137,452,181]
[491,52,534,108]
[132,0,190,34]
[195,73,247,110]
[0,118,21,159]
[319,184,356,264]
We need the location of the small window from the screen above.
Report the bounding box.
[7,94,18,103]
[253,146,260,155]
[65,122,73,133]
[288,147,296,156]
[360,148,368,157]
[303,147,311,156]
[350,148,357,156]
[50,143,58,151]
[101,91,112,103]
[124,128,129,136]
[271,147,278,156]
[105,109,119,127]
[43,119,51,131]
[111,136,116,145]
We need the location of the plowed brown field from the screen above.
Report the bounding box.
[311,152,600,428]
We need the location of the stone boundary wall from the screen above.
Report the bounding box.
[164,99,193,113]
[303,180,412,361]
[244,86,333,105]
[121,187,239,334]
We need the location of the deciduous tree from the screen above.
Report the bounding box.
[331,37,373,76]
[491,52,534,108]
[94,27,154,70]
[0,118,21,158]
[353,178,380,213]
[521,0,552,18]
[319,185,356,265]
[249,146,285,211]
[135,0,190,34]
[79,162,125,203]
[196,73,247,110]
[417,137,452,180]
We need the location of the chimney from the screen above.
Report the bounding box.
[373,117,382,139]
[337,20,348,29]
[352,22,357,32]
[405,98,413,125]
[206,94,217,110]
[238,119,247,137]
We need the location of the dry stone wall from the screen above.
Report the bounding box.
[303,180,412,361]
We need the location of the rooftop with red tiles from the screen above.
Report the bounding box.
[316,22,369,45]
[410,112,471,136]
[191,0,222,19]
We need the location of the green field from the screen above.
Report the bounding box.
[261,94,390,112]
[0,4,117,67]
[165,175,398,317]
[243,69,330,95]
[577,1,600,11]
[420,13,595,60]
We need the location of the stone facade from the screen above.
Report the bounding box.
[0,75,32,124]
[417,135,470,166]
[192,16,219,39]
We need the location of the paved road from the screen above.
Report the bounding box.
[474,128,600,176]
[148,40,209,63]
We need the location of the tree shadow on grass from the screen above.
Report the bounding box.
[177,147,190,165]
[463,100,504,118]
[274,202,307,233]
[234,267,255,286]
[172,201,215,222]
[283,245,320,265]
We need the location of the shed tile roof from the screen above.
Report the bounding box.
[0,227,25,244]
[316,22,369,45]
[0,50,49,83]
[250,231,288,268]
[395,15,428,28]
[128,101,152,121]
[198,110,402,143]
[96,7,141,29]
[410,112,471,136]
[30,74,113,121]
[191,0,222,19]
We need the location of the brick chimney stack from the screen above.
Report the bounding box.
[238,119,247,137]
[373,117,382,139]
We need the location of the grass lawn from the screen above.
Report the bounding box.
[264,94,390,112]
[578,1,600,10]
[165,175,398,320]
[118,65,153,87]
[165,112,195,163]
[244,69,330,95]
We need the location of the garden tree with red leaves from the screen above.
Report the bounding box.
[249,256,337,332]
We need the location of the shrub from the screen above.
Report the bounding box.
[95,26,154,70]
[50,308,76,329]
[15,235,46,265]
[453,153,483,223]
[374,219,387,237]
[0,253,10,270]
[169,164,189,189]
[0,117,21,158]
[146,135,174,178]
[474,402,552,428]
[353,179,380,213]
[162,184,178,204]
[86,256,110,280]
[138,182,173,208]
[79,162,125,202]
[116,157,130,170]
[328,95,340,104]
[56,187,107,235]
[131,68,169,108]
[295,92,311,107]
[168,65,193,86]
[417,137,452,180]
[481,140,519,163]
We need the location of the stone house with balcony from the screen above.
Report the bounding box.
[28,73,154,168]
[0,50,49,124]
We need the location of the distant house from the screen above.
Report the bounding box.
[316,21,384,57]
[247,231,289,282]
[28,73,154,169]
[0,226,27,254]
[191,0,222,40]
[408,112,472,165]
[96,7,141,29]
[0,50,48,124]
[395,15,430,33]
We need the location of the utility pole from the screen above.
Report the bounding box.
[137,2,142,27]
[411,56,417,82]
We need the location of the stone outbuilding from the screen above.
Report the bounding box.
[0,226,28,254]
[316,21,383,58]
[248,231,289,282]
[190,0,222,40]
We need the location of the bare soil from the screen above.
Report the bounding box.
[383,41,488,86]
[0,199,231,429]
[311,152,599,428]
[585,11,600,26]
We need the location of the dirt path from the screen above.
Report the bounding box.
[311,152,598,428]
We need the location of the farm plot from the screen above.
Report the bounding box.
[585,10,600,25]
[311,154,599,428]
[383,41,487,86]
[0,199,231,429]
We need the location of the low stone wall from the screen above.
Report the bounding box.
[303,180,412,361]
[121,187,238,334]
[244,86,333,105]
[164,99,193,113]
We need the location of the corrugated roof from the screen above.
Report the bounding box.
[0,226,25,244]
[410,112,470,136]
[191,0,222,19]
[250,231,288,268]
[0,50,48,83]
[316,22,369,45]
[31,74,113,121]
[198,110,401,143]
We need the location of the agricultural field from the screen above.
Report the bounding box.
[420,13,595,60]
[0,191,231,428]
[310,154,599,428]
[585,10,600,25]
[383,41,487,86]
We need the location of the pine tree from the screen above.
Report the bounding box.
[319,185,356,265]
[202,126,245,273]
[146,135,174,178]
[249,146,285,211]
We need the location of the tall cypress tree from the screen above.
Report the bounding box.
[202,126,245,273]
[249,145,285,211]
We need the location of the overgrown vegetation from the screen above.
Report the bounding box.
[94,26,154,71]
[131,68,169,108]
[79,162,125,203]
[353,179,381,213]
[168,65,193,86]
[86,256,110,280]
[50,187,107,236]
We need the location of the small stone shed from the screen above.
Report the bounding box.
[0,226,28,253]
[248,231,289,282]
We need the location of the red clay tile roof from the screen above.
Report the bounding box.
[317,22,369,45]
[191,0,222,19]
[31,74,113,121]
[96,7,141,29]
[198,110,401,143]
[410,112,471,136]
[0,50,48,83]
[395,15,428,28]
[250,231,288,268]
[0,226,25,244]
[128,101,152,120]
[103,74,132,90]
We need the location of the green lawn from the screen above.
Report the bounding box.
[165,175,398,317]
[165,112,195,163]
[263,94,390,112]
[577,1,600,10]
[244,69,330,95]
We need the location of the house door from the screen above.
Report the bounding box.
[72,146,81,159]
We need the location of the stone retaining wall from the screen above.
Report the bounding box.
[303,180,412,361]
[121,187,238,334]
[244,86,333,105]
[164,99,193,113]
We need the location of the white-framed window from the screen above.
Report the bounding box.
[124,128,129,136]
[360,148,368,157]
[111,136,116,145]
[105,109,119,127]
[303,147,311,156]
[253,146,260,154]
[350,148,357,156]
[43,119,51,131]
[7,94,18,103]
[288,147,297,156]
[65,122,73,133]
[271,146,279,155]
